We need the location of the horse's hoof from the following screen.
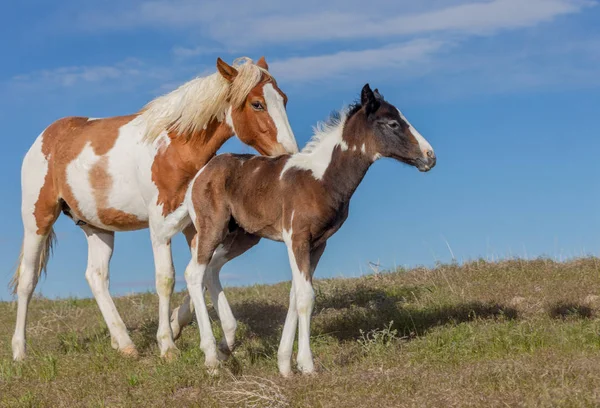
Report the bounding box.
[119,345,139,358]
[162,347,180,362]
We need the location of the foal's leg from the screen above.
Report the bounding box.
[205,230,261,356]
[170,225,197,341]
[279,238,326,375]
[171,226,261,351]
[81,225,136,356]
[185,214,230,371]
[277,280,297,376]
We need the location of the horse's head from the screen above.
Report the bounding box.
[356,84,436,172]
[217,57,298,156]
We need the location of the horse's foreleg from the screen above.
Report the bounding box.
[150,233,178,359]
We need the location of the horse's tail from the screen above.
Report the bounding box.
[9,228,57,294]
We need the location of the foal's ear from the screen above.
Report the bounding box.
[361,83,380,116]
[217,58,238,82]
[256,56,269,71]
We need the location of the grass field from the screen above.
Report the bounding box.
[2,258,600,407]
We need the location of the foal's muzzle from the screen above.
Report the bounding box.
[416,150,436,172]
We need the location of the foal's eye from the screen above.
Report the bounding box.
[251,101,265,111]
[387,121,399,129]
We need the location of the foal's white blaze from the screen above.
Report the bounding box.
[280,113,347,180]
[263,83,298,154]
[398,109,433,156]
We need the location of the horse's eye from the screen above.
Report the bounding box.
[251,101,264,111]
[388,121,399,129]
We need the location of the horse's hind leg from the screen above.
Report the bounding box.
[12,224,57,361]
[12,136,60,361]
[81,225,137,357]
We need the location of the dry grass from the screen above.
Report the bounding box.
[2,258,600,407]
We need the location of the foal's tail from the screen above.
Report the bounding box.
[9,228,57,294]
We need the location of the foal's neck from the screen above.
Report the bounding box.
[320,133,375,207]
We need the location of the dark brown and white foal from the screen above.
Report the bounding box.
[183,84,436,375]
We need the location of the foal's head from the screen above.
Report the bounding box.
[350,84,436,172]
[217,57,298,156]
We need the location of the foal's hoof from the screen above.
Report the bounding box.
[170,321,182,341]
[217,341,234,361]
[12,350,26,362]
[119,345,139,358]
[217,349,230,362]
[297,361,316,375]
[206,362,221,377]
[279,369,293,379]
[162,347,181,362]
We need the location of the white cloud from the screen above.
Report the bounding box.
[172,45,221,58]
[270,39,447,82]
[12,59,141,88]
[224,0,593,45]
[72,0,594,48]
[7,59,171,93]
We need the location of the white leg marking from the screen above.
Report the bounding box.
[12,231,46,361]
[263,83,298,154]
[82,226,135,354]
[185,253,219,370]
[204,246,237,354]
[277,281,298,376]
[288,247,315,374]
[150,236,178,357]
[13,132,56,361]
[170,294,194,341]
[280,215,315,374]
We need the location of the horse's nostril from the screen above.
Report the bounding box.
[426,150,435,158]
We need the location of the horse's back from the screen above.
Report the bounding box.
[40,115,138,158]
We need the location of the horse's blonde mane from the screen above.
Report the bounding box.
[141,57,269,142]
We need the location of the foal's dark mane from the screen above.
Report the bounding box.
[345,101,363,120]
[318,101,362,131]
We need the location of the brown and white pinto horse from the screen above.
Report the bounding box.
[179,84,436,375]
[11,57,298,361]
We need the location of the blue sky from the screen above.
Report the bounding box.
[1,0,599,300]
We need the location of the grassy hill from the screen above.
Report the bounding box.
[2,258,600,407]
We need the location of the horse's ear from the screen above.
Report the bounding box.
[217,58,238,82]
[361,83,380,116]
[256,56,269,71]
[373,88,384,101]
